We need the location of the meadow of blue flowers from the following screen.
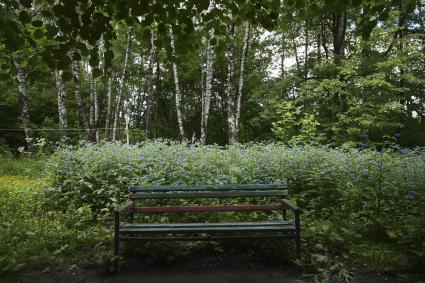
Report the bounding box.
[46,141,425,280]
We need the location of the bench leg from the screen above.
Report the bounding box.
[295,211,301,259]
[114,212,120,273]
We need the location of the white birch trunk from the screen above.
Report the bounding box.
[304,20,309,80]
[71,50,92,140]
[93,77,99,142]
[14,62,34,151]
[281,33,285,79]
[89,75,95,128]
[145,31,157,138]
[235,23,250,142]
[55,70,69,144]
[201,29,215,145]
[226,22,237,144]
[112,26,133,141]
[169,27,186,141]
[105,77,113,139]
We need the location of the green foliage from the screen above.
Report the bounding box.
[271,101,321,143]
[45,141,425,279]
[0,156,45,177]
[0,176,111,277]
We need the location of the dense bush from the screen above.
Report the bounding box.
[46,141,425,280]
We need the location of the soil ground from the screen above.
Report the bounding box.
[14,254,407,283]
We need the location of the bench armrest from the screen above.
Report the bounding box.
[281,199,302,213]
[115,200,134,214]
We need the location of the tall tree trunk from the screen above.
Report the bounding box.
[89,75,95,129]
[316,32,321,63]
[154,60,161,138]
[292,37,301,73]
[55,70,69,144]
[304,21,309,80]
[321,19,329,59]
[235,23,250,143]
[92,77,99,142]
[169,27,186,141]
[112,26,133,141]
[281,33,285,79]
[201,29,215,145]
[14,62,34,151]
[397,4,406,140]
[226,22,237,144]
[331,11,347,64]
[145,31,157,138]
[280,32,289,99]
[71,50,92,140]
[105,77,113,139]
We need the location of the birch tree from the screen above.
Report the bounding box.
[235,23,250,142]
[145,31,157,138]
[71,50,92,140]
[55,70,69,143]
[89,75,95,129]
[304,20,309,80]
[112,26,133,141]
[226,22,237,144]
[14,62,34,151]
[89,76,99,142]
[104,77,113,138]
[200,29,215,145]
[169,27,186,141]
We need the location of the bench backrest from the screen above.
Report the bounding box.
[128,184,288,213]
[129,183,288,199]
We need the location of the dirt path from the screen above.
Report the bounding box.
[26,267,406,283]
[8,249,407,283]
[32,268,307,283]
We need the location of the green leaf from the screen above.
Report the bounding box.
[31,20,43,27]
[61,71,73,81]
[41,10,52,17]
[75,42,89,57]
[92,68,103,78]
[33,28,44,39]
[45,24,59,37]
[209,37,217,46]
[18,10,31,24]
[20,0,32,8]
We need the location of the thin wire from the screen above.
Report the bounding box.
[0,128,126,131]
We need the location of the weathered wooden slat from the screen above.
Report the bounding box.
[131,204,284,213]
[120,234,295,241]
[120,223,295,234]
[130,190,288,200]
[129,183,288,192]
[123,221,291,228]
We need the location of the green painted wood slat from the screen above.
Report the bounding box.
[122,221,291,228]
[130,190,288,199]
[120,235,294,241]
[129,183,288,192]
[120,223,295,234]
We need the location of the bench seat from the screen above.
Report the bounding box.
[121,221,295,234]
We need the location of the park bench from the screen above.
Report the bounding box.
[114,183,301,272]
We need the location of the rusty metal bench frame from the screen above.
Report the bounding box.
[114,183,301,272]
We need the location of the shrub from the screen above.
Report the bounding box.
[45,141,425,279]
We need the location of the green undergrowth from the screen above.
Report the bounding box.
[0,175,112,280]
[1,141,425,282]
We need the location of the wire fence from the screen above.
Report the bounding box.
[0,128,126,132]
